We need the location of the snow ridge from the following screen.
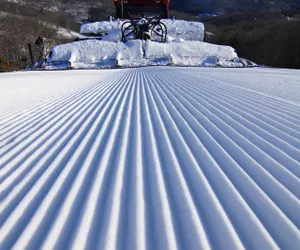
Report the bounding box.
[0,67,300,250]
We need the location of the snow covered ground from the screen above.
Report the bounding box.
[0,67,300,250]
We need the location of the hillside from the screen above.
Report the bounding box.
[1,0,114,21]
[0,1,84,71]
[203,9,300,69]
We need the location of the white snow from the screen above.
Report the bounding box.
[45,19,244,69]
[80,19,205,42]
[47,40,242,68]
[162,19,205,41]
[80,20,122,34]
[145,41,241,67]
[47,40,143,68]
[0,67,300,250]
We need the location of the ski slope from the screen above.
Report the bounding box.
[0,67,300,250]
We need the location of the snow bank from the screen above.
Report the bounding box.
[145,41,240,66]
[163,19,205,41]
[80,20,122,34]
[47,39,242,69]
[80,19,205,42]
[47,40,143,68]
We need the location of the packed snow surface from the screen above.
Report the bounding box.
[80,19,205,42]
[0,67,300,250]
[47,40,241,68]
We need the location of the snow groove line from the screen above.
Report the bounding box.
[70,69,138,250]
[192,79,300,138]
[0,90,68,124]
[0,74,111,130]
[38,69,136,250]
[0,83,111,161]
[211,75,300,106]
[146,71,258,249]
[0,67,300,250]
[54,69,137,250]
[146,71,254,249]
[113,71,146,250]
[15,70,134,250]
[95,69,143,250]
[154,71,300,229]
[202,76,300,119]
[0,83,92,134]
[139,71,177,250]
[145,69,281,249]
[0,69,132,216]
[143,72,212,250]
[0,71,125,159]
[0,91,69,133]
[0,72,123,152]
[187,71,300,111]
[186,77,300,136]
[182,70,300,121]
[157,71,300,198]
[182,72,300,131]
[133,72,146,250]
[148,69,300,246]
[160,72,300,177]
[170,75,300,160]
[0,77,115,146]
[0,72,126,186]
[0,70,130,207]
[0,70,133,249]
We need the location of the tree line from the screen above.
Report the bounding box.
[206,17,300,69]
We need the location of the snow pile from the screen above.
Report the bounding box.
[47,40,143,68]
[47,39,242,69]
[45,18,243,69]
[162,19,205,42]
[145,41,240,67]
[80,20,122,34]
[80,19,205,42]
[80,20,123,42]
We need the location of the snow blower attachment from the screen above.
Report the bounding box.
[121,14,167,42]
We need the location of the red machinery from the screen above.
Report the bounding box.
[113,0,170,19]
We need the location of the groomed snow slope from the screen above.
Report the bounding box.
[0,67,300,250]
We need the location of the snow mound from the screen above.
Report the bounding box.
[163,19,205,41]
[80,20,122,34]
[145,41,239,66]
[47,40,143,68]
[80,19,205,42]
[46,40,242,69]
[44,19,242,69]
